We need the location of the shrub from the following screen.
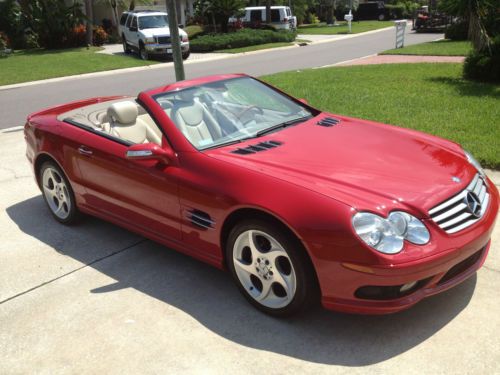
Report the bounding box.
[69,24,87,47]
[445,21,468,41]
[463,36,500,83]
[25,31,40,49]
[385,4,405,19]
[190,29,296,52]
[93,26,108,46]
[0,33,9,58]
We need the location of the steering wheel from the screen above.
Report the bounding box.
[235,105,264,120]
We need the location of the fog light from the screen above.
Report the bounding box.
[400,281,417,293]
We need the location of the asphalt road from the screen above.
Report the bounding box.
[1,129,500,374]
[0,27,441,129]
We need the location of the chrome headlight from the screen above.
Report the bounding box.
[352,211,430,254]
[464,150,486,178]
[144,37,156,44]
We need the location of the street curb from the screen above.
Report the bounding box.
[0,26,395,92]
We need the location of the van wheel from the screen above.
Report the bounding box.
[378,14,386,21]
[182,51,190,60]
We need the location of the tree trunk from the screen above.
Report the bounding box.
[85,0,93,46]
[265,0,271,24]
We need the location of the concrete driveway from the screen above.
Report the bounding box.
[1,129,499,374]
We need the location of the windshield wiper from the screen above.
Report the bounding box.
[255,116,311,137]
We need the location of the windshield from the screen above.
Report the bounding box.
[139,15,168,29]
[153,77,313,150]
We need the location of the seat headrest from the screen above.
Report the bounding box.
[108,101,138,125]
[176,102,204,126]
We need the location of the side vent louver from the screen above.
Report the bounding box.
[231,140,282,155]
[317,117,340,127]
[187,209,215,230]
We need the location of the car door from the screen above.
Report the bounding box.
[125,15,139,48]
[74,128,182,242]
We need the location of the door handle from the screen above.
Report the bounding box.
[78,146,93,156]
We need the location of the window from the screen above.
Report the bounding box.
[153,77,314,150]
[139,15,169,30]
[125,14,133,28]
[250,10,261,22]
[271,9,281,22]
[131,16,138,29]
[120,13,128,26]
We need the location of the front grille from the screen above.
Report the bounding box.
[429,174,489,234]
[156,35,182,44]
[156,36,171,44]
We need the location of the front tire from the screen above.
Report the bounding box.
[40,161,80,225]
[182,51,190,60]
[226,219,318,317]
[139,43,149,60]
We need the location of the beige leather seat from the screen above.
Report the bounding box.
[106,101,161,145]
[172,97,222,147]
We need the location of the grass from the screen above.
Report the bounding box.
[215,42,293,53]
[262,63,500,168]
[382,40,472,56]
[0,47,155,86]
[298,21,394,35]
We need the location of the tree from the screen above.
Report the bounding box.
[195,0,247,32]
[84,0,93,46]
[439,0,495,52]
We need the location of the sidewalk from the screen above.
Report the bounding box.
[336,54,465,66]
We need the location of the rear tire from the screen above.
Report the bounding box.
[226,219,319,317]
[39,161,80,225]
[378,14,386,21]
[122,36,130,53]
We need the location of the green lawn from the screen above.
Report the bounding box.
[298,21,394,35]
[382,40,472,56]
[262,64,500,168]
[0,47,155,86]
[215,42,294,53]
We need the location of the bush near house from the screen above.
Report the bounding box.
[190,29,296,52]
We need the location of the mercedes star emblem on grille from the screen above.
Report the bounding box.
[465,191,482,218]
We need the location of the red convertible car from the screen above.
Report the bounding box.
[25,74,498,316]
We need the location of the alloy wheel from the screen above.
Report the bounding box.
[232,230,297,309]
[42,167,71,220]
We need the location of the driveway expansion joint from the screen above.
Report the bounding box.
[0,238,147,305]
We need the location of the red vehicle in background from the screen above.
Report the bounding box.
[24,74,498,316]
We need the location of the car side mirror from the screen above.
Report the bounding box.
[298,98,308,105]
[125,143,173,164]
[129,26,138,32]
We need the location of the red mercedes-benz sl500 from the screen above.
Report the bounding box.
[24,74,498,316]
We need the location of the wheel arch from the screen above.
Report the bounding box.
[220,208,319,283]
[34,152,64,188]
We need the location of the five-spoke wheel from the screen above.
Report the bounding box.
[227,220,318,316]
[40,162,79,224]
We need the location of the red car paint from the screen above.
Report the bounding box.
[24,74,499,314]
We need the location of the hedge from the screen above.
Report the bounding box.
[190,29,296,52]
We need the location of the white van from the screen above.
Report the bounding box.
[229,6,297,30]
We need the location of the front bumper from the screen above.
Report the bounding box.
[145,42,189,54]
[316,179,499,314]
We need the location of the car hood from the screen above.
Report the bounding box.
[206,114,476,217]
[140,27,187,38]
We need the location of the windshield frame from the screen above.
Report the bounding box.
[151,77,320,152]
